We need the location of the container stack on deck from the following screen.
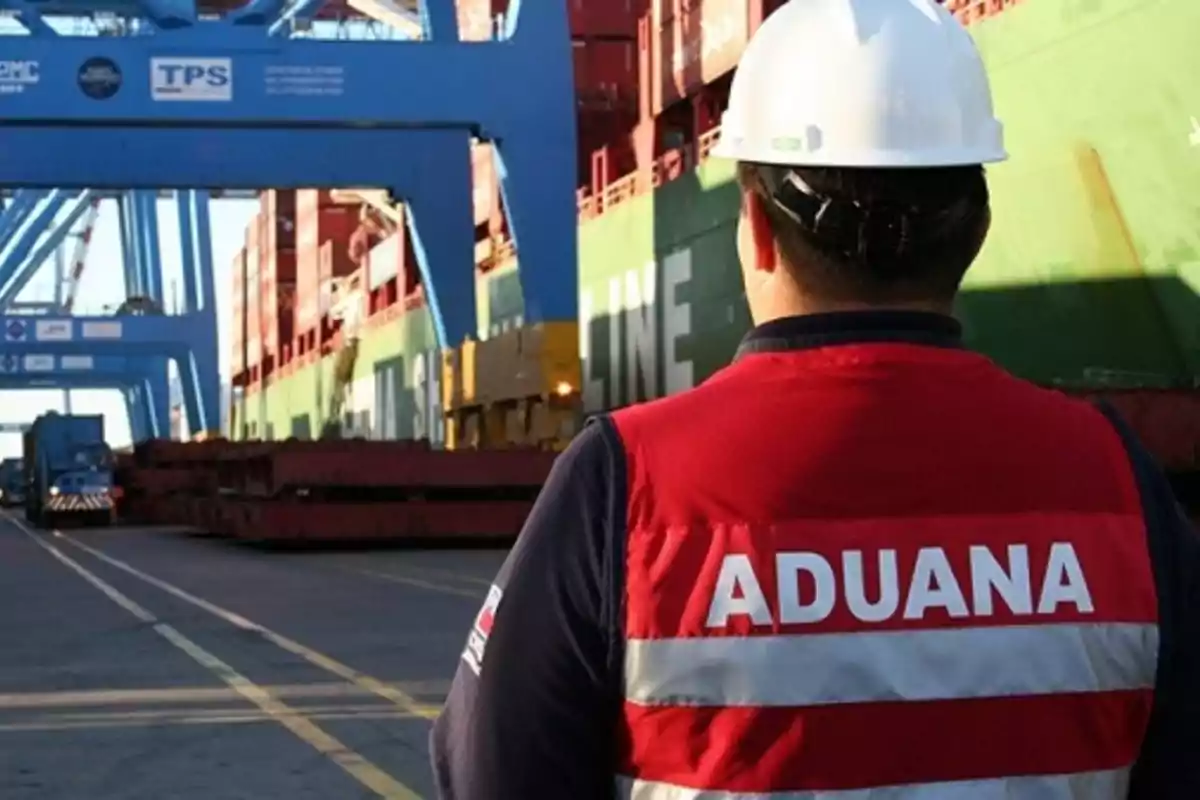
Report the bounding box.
[259,190,298,389]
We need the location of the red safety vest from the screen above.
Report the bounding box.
[610,341,1159,797]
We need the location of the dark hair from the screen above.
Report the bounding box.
[736,161,991,303]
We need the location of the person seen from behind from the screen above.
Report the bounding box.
[431,0,1200,797]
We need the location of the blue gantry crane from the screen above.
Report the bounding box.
[0,0,578,443]
[0,188,177,440]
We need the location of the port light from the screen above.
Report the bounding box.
[555,381,573,397]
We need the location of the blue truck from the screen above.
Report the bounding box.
[0,458,24,507]
[23,412,118,528]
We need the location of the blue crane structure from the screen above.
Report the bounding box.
[0,0,578,444]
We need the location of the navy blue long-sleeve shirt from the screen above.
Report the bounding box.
[431,418,625,800]
[430,316,1200,800]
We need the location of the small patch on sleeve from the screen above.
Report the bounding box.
[462,584,503,676]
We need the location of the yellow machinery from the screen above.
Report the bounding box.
[441,321,583,451]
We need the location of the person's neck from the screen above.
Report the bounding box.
[756,296,954,323]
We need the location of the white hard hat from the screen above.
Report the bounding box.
[712,0,1007,168]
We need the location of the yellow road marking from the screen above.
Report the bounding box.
[41,526,442,721]
[0,710,412,735]
[16,703,418,723]
[11,518,423,800]
[0,705,424,734]
[0,680,451,710]
[345,566,487,600]
[398,565,493,588]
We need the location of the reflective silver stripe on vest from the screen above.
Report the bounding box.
[616,768,1131,799]
[625,623,1157,707]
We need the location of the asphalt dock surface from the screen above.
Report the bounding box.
[0,511,506,799]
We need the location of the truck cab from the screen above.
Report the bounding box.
[25,413,118,529]
[48,443,115,497]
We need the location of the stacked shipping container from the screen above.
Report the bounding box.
[458,0,645,39]
[647,0,764,115]
[229,0,862,400]
[258,190,298,361]
[455,0,641,112]
[295,189,358,332]
[231,0,740,393]
[578,0,780,217]
[245,217,262,374]
[229,249,247,380]
[572,0,641,114]
[239,1,648,394]
[231,190,303,386]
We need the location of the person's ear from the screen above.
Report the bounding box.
[739,190,779,275]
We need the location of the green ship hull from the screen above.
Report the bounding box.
[246,0,1200,440]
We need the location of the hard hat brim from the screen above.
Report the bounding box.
[710,137,1008,168]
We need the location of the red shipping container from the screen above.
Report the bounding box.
[472,143,496,227]
[260,190,297,258]
[319,238,357,283]
[574,40,638,110]
[260,275,276,358]
[455,0,642,40]
[295,206,358,330]
[246,282,261,370]
[245,216,263,370]
[269,241,297,282]
[276,284,296,350]
[260,250,297,356]
[569,0,640,37]
[261,248,297,293]
[261,189,291,219]
[651,0,755,114]
[230,249,247,376]
[297,205,359,249]
[261,277,297,358]
[296,242,320,334]
[295,189,341,219]
[246,212,263,277]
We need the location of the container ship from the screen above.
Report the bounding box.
[230,0,1200,508]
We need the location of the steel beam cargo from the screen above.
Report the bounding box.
[215,439,555,497]
[118,437,556,544]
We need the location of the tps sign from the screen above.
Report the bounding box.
[150,58,232,102]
